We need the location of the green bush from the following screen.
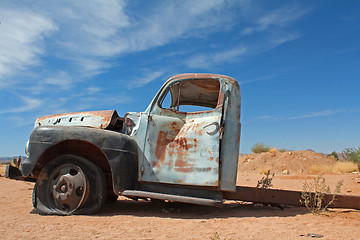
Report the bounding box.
[343,147,360,165]
[251,142,271,153]
[301,175,343,214]
[328,151,339,159]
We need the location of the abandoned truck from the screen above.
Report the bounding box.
[7,73,360,215]
[15,73,240,214]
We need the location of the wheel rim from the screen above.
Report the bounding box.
[48,163,89,212]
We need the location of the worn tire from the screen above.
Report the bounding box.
[34,154,106,215]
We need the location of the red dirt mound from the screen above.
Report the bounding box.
[238,150,337,174]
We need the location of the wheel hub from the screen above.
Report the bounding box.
[49,164,88,212]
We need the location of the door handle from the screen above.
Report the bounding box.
[203,122,219,135]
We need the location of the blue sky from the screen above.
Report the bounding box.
[0,0,359,157]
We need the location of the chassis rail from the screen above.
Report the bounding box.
[224,186,360,210]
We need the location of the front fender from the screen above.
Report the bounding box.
[22,126,138,192]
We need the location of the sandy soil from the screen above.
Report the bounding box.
[1,151,360,240]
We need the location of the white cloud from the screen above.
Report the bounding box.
[86,87,102,94]
[0,0,309,102]
[257,110,343,120]
[128,71,165,89]
[0,0,238,85]
[43,71,73,90]
[0,96,42,114]
[186,46,247,69]
[270,32,301,46]
[242,5,308,35]
[0,1,308,86]
[238,75,273,85]
[288,110,342,120]
[0,8,57,85]
[116,0,235,54]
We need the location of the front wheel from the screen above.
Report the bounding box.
[34,155,106,215]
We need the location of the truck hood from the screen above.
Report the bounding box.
[35,110,123,130]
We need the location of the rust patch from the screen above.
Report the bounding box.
[189,79,220,91]
[35,110,123,130]
[155,131,173,163]
[170,121,181,132]
[175,159,190,168]
[173,137,189,150]
[217,89,225,107]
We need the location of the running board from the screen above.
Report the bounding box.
[224,186,360,210]
[122,190,223,207]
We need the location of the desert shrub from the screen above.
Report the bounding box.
[256,170,274,189]
[328,151,339,159]
[251,143,271,153]
[301,175,343,214]
[343,147,360,165]
[278,149,286,153]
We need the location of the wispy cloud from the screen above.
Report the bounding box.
[43,71,73,90]
[0,0,239,89]
[0,0,310,117]
[0,96,42,114]
[257,110,343,120]
[186,46,248,69]
[0,1,308,88]
[128,71,165,89]
[270,32,302,46]
[0,8,57,85]
[238,75,273,85]
[242,5,309,35]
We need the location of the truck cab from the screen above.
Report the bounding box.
[15,73,241,215]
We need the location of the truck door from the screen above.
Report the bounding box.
[141,78,224,186]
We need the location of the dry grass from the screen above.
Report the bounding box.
[269,148,277,153]
[332,161,358,173]
[310,164,332,174]
[258,165,271,174]
[310,161,358,174]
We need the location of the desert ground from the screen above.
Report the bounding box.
[1,151,360,240]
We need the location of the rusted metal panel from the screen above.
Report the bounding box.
[35,110,121,130]
[224,186,360,210]
[219,80,241,191]
[168,73,239,86]
[139,77,226,186]
[142,111,222,186]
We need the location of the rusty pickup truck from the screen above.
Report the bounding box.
[7,73,360,215]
